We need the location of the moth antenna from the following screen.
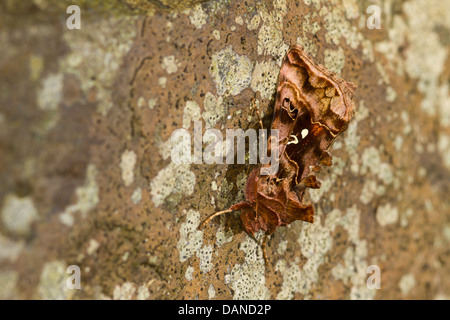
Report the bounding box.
[198,209,233,230]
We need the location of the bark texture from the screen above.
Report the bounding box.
[0,0,449,299]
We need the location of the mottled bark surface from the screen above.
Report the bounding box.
[0,0,449,300]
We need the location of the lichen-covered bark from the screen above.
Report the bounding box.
[0,0,449,300]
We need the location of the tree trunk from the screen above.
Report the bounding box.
[0,0,449,300]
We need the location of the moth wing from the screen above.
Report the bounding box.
[282,199,315,224]
[255,193,284,235]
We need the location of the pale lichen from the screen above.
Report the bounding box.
[60,16,137,115]
[198,244,213,273]
[250,60,279,100]
[209,46,253,96]
[323,47,345,75]
[296,13,321,57]
[275,260,304,299]
[235,16,244,25]
[37,73,63,111]
[185,266,194,281]
[400,208,413,228]
[215,225,233,247]
[208,284,216,299]
[113,282,136,300]
[149,163,196,207]
[185,4,208,29]
[182,100,202,129]
[277,215,333,299]
[227,235,270,299]
[161,55,180,74]
[148,98,158,110]
[376,203,399,227]
[329,206,376,299]
[246,14,261,31]
[343,100,369,175]
[360,147,393,185]
[59,164,99,227]
[342,0,359,20]
[87,239,100,256]
[0,270,18,299]
[1,194,39,236]
[177,210,203,263]
[0,233,24,262]
[308,156,345,203]
[212,30,220,40]
[277,239,288,255]
[120,150,137,187]
[131,187,142,205]
[438,134,450,170]
[158,77,167,88]
[202,92,226,129]
[386,86,398,102]
[136,283,150,300]
[38,260,74,300]
[276,203,375,299]
[29,54,44,81]
[375,0,450,128]
[399,273,416,296]
[256,0,289,64]
[359,180,385,205]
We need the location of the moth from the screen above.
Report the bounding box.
[200,45,356,263]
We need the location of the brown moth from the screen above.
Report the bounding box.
[200,45,356,263]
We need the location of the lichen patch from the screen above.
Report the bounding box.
[209,46,253,96]
[1,194,39,236]
[250,60,279,100]
[38,260,74,300]
[37,73,63,111]
[208,284,216,299]
[376,203,399,227]
[0,270,18,299]
[161,55,180,74]
[120,150,137,187]
[177,209,203,263]
[198,244,213,273]
[59,164,99,227]
[183,100,202,129]
[203,92,226,128]
[0,233,24,262]
[131,188,142,205]
[399,273,416,296]
[256,0,289,64]
[149,163,196,207]
[324,47,345,75]
[113,282,136,300]
[60,16,137,115]
[185,4,208,29]
[227,235,270,299]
